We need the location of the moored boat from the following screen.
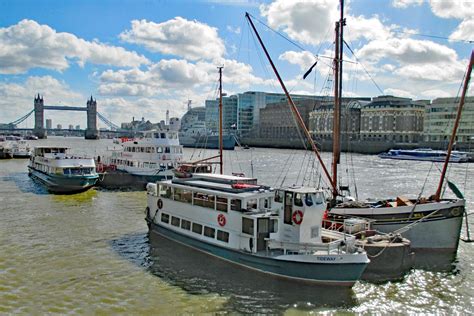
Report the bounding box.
[145,173,369,286]
[97,129,183,189]
[11,139,32,158]
[28,146,98,194]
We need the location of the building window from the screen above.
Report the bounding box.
[217,230,229,243]
[181,219,191,230]
[192,223,203,234]
[171,216,180,227]
[204,226,215,238]
[161,213,169,224]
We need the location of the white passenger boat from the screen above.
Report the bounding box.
[97,129,183,189]
[379,148,469,163]
[145,173,369,286]
[28,146,98,194]
[11,139,32,158]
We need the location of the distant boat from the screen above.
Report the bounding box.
[378,148,470,163]
[179,132,236,150]
[28,146,98,194]
[11,139,32,158]
[97,129,183,189]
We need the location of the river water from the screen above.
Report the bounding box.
[1,137,473,314]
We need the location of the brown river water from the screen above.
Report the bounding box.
[1,137,473,314]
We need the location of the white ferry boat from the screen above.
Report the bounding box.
[145,173,369,286]
[378,148,469,163]
[11,139,32,158]
[97,129,183,189]
[28,146,98,194]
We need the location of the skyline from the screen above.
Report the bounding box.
[0,0,473,128]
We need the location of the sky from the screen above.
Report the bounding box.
[0,0,473,129]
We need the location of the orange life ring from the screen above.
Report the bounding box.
[157,199,163,209]
[292,210,304,225]
[217,214,226,227]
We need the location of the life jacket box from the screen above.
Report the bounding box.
[396,196,413,206]
[344,218,367,234]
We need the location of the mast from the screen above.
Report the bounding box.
[245,13,337,195]
[218,66,224,175]
[434,50,473,201]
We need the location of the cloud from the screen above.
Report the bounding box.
[120,17,225,61]
[391,0,423,8]
[449,19,474,42]
[429,1,473,20]
[279,51,317,71]
[0,19,149,74]
[98,58,272,97]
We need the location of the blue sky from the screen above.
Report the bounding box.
[1,0,472,128]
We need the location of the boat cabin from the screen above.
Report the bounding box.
[33,146,69,159]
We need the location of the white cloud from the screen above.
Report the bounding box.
[429,1,473,20]
[391,0,423,8]
[120,17,225,61]
[449,19,474,42]
[0,19,149,74]
[279,51,317,71]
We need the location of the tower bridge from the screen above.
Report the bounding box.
[3,95,121,139]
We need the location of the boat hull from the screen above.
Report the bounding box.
[28,167,98,194]
[96,169,173,190]
[146,219,368,286]
[330,200,464,267]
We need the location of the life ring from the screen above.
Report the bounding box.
[217,214,226,227]
[292,210,304,225]
[451,207,462,217]
[157,199,163,210]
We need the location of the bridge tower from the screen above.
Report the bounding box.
[85,96,99,139]
[33,94,47,139]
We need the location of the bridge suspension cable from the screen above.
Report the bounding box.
[97,112,120,130]
[9,109,34,126]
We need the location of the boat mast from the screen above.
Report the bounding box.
[245,13,337,195]
[434,50,473,201]
[218,66,224,175]
[332,0,345,199]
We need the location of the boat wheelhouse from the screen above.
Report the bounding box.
[145,173,369,286]
[97,129,184,189]
[378,148,469,163]
[28,146,98,194]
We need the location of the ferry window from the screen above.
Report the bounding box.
[144,162,149,168]
[230,199,242,211]
[270,219,278,233]
[314,193,324,205]
[204,226,215,238]
[161,213,169,224]
[165,147,170,153]
[247,199,257,210]
[181,219,191,230]
[242,218,254,235]
[217,230,229,243]
[274,190,284,203]
[192,223,203,234]
[284,192,293,225]
[167,163,173,169]
[216,196,228,212]
[171,216,180,227]
[157,147,163,153]
[294,193,303,207]
[154,133,160,138]
[159,185,172,198]
[174,188,192,203]
[161,133,166,138]
[193,192,215,209]
[304,194,314,206]
[63,168,70,175]
[132,147,136,152]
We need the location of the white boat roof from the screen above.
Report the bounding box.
[193,173,257,182]
[34,146,70,149]
[279,185,324,194]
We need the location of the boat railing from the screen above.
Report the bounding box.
[266,237,353,255]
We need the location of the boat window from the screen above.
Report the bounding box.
[154,133,160,138]
[284,192,293,225]
[204,226,215,238]
[294,193,303,207]
[167,163,173,169]
[217,230,229,243]
[144,162,149,168]
[157,147,163,153]
[174,188,192,204]
[63,168,71,175]
[181,219,191,230]
[313,192,324,205]
[161,133,166,138]
[242,218,254,235]
[159,185,172,198]
[270,219,278,233]
[216,196,228,212]
[304,194,314,206]
[274,190,284,203]
[161,213,169,224]
[247,199,257,210]
[165,147,170,153]
[132,147,136,152]
[193,192,215,209]
[171,216,180,227]
[230,199,242,211]
[192,223,203,234]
